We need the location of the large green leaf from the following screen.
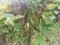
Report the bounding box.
[4,18,14,25]
[15,15,24,20]
[42,12,55,24]
[2,13,14,18]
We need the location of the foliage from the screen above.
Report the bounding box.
[0,13,24,44]
[0,0,60,45]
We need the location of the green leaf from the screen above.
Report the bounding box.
[1,28,9,33]
[55,0,60,2]
[15,15,24,20]
[15,36,25,43]
[57,5,60,10]
[2,13,14,18]
[13,23,23,31]
[42,12,55,24]
[4,18,14,25]
[31,34,47,45]
[53,10,59,15]
[8,31,19,38]
[38,23,54,37]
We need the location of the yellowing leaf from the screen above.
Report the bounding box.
[47,4,58,10]
[47,4,57,7]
